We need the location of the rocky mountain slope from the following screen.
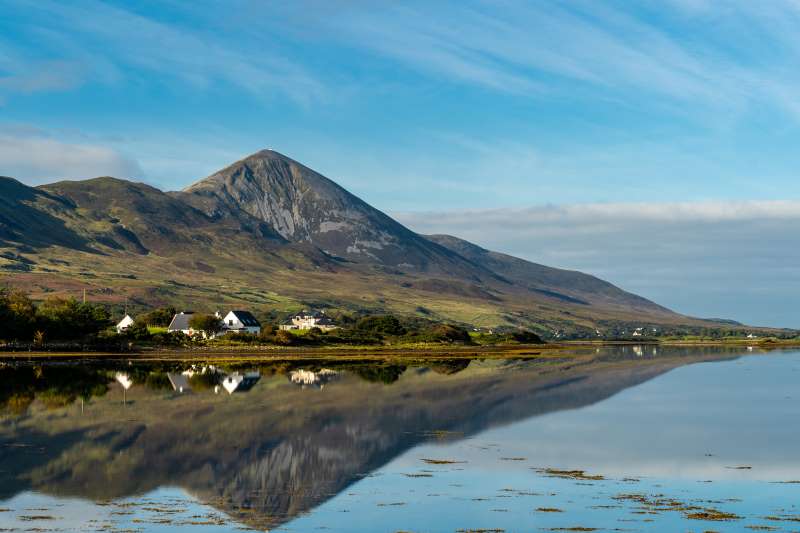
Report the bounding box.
[179,150,493,277]
[0,149,741,335]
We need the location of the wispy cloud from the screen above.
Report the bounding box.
[6,0,800,119]
[0,0,324,104]
[395,201,800,327]
[271,0,800,119]
[0,127,142,183]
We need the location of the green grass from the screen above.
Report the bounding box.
[147,326,167,334]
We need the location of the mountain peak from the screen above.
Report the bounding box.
[236,148,294,167]
[180,150,459,269]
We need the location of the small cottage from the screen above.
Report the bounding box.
[167,311,197,336]
[221,310,261,335]
[116,315,135,333]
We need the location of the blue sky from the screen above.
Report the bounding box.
[2,0,800,326]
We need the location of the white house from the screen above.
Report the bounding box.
[221,310,261,335]
[116,315,135,333]
[280,310,339,331]
[167,311,198,336]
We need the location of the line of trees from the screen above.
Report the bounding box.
[0,289,111,343]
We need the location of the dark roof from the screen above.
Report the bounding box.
[168,312,194,331]
[296,310,325,319]
[226,373,261,393]
[230,310,261,327]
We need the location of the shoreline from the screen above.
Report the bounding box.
[1,339,798,362]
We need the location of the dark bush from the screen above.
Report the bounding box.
[274,329,296,345]
[420,324,471,344]
[122,322,152,341]
[510,330,544,344]
[138,306,177,327]
[354,315,407,336]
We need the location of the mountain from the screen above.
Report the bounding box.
[0,177,89,250]
[0,150,745,336]
[178,150,491,277]
[41,176,284,255]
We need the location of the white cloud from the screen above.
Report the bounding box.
[262,0,800,120]
[1,0,325,104]
[0,131,143,183]
[395,201,800,328]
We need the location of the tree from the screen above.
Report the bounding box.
[0,289,36,341]
[354,315,407,336]
[274,329,295,345]
[188,314,223,337]
[138,306,177,327]
[121,322,151,341]
[35,297,110,340]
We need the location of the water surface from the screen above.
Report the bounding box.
[1,346,798,531]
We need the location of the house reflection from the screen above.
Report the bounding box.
[115,372,133,390]
[219,372,261,394]
[167,373,191,393]
[288,368,339,389]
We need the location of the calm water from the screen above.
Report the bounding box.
[1,346,799,532]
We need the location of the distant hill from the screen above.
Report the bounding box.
[0,150,754,337]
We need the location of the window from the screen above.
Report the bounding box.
[229,320,233,325]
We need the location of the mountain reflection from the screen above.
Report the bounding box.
[0,346,759,529]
